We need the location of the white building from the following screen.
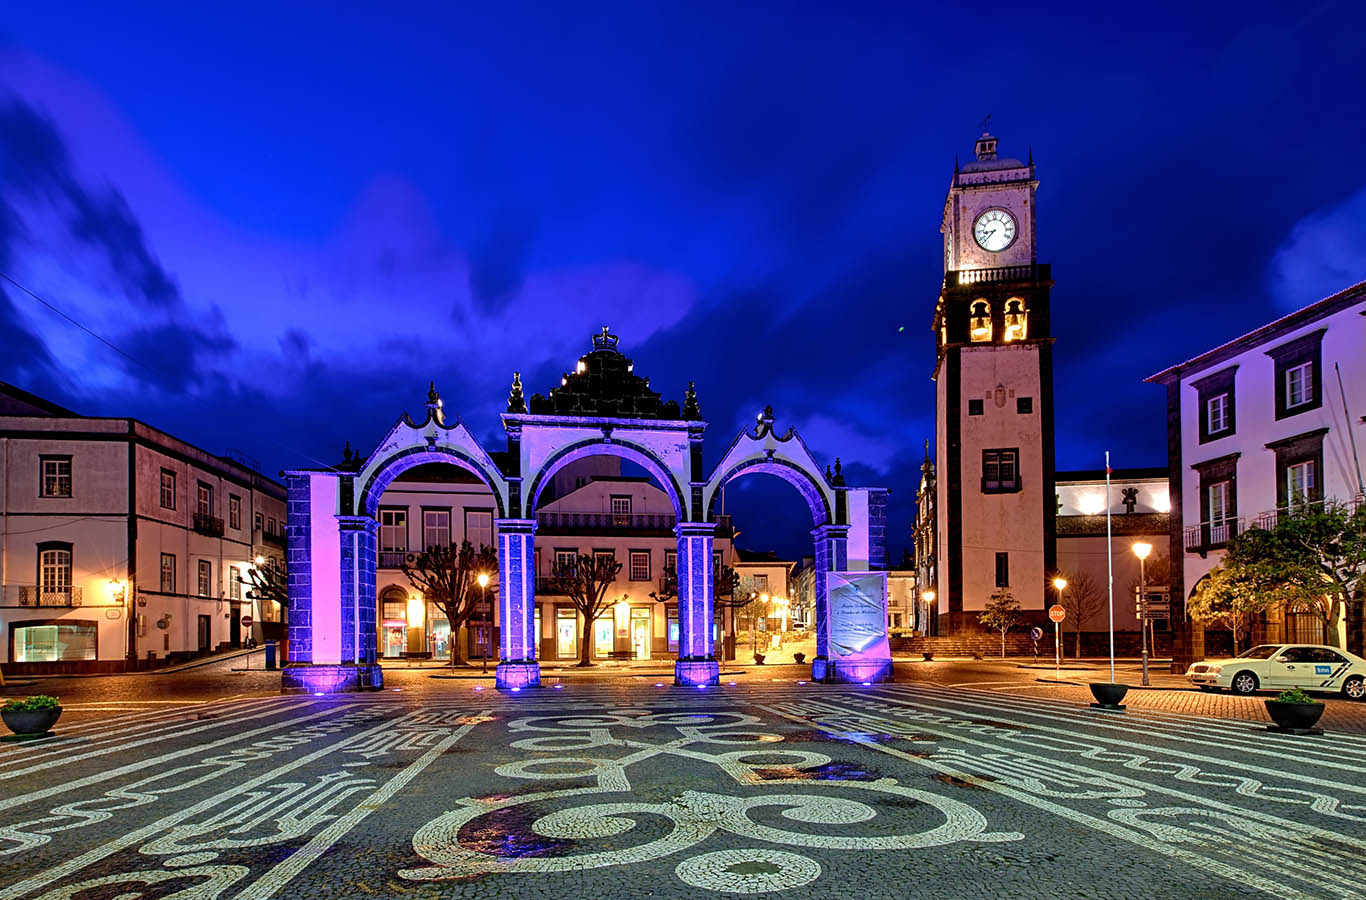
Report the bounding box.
[1148,280,1366,661]
[0,383,286,673]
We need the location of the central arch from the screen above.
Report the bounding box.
[525,438,689,521]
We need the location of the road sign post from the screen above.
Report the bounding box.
[1048,605,1066,678]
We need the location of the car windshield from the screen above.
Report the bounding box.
[1235,645,1281,659]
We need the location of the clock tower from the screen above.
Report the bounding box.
[932,130,1056,633]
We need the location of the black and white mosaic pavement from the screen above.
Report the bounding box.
[2,682,1363,898]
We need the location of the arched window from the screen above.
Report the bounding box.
[1003,298,1028,341]
[969,300,992,342]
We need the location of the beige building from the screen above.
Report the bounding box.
[0,382,285,673]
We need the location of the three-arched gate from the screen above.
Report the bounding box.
[281,328,891,692]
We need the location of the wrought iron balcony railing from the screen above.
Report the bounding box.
[16,586,84,607]
[535,511,676,533]
[1183,517,1243,554]
[260,529,286,548]
[193,513,225,537]
[378,551,410,569]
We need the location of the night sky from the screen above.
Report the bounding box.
[2,3,1364,560]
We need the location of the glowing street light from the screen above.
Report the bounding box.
[1051,577,1067,675]
[476,572,491,673]
[1132,542,1153,686]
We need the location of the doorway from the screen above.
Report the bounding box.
[593,616,614,658]
[630,608,651,660]
[197,615,211,652]
[556,609,577,659]
[229,606,241,647]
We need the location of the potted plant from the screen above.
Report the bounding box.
[1089,682,1128,710]
[1265,687,1325,734]
[922,651,934,661]
[753,652,766,665]
[792,652,805,665]
[2,695,62,737]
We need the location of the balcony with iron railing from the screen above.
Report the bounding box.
[193,513,225,537]
[260,528,286,548]
[378,551,411,569]
[945,263,1050,289]
[8,585,85,607]
[535,511,677,534]
[1183,518,1244,555]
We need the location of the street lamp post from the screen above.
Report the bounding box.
[1051,577,1067,677]
[476,572,491,674]
[922,590,935,636]
[1133,542,1152,687]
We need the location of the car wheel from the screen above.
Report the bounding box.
[1344,675,1365,701]
[1231,671,1259,695]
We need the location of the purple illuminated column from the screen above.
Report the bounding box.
[809,523,848,682]
[495,518,540,690]
[675,521,720,686]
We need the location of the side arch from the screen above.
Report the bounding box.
[524,437,688,520]
[705,457,833,525]
[357,445,508,519]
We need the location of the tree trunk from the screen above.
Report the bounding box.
[449,620,464,667]
[578,612,594,666]
[1074,622,1082,658]
[1001,630,1006,657]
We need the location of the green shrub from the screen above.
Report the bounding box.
[2,695,61,712]
[1273,688,1320,704]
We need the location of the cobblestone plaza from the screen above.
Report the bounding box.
[3,676,1362,898]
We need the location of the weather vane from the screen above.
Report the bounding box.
[978,113,992,134]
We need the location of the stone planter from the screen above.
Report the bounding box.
[2,707,62,736]
[792,653,806,665]
[922,652,934,661]
[1088,682,1128,710]
[753,654,766,666]
[1265,700,1325,735]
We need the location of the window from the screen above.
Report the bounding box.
[610,495,632,523]
[228,565,241,601]
[379,509,407,552]
[1208,481,1232,525]
[1285,461,1315,509]
[753,574,770,592]
[197,482,213,518]
[1269,428,1326,511]
[968,398,984,416]
[160,469,176,509]
[995,552,1009,587]
[1285,362,1312,408]
[267,517,276,535]
[1193,452,1239,549]
[254,512,263,532]
[161,553,176,593]
[39,456,72,497]
[594,549,616,567]
[1267,329,1324,420]
[1193,366,1237,443]
[665,549,677,577]
[554,549,578,573]
[423,509,451,550]
[1016,397,1033,415]
[982,449,1020,493]
[38,544,73,595]
[228,495,241,529]
[13,622,96,662]
[629,550,651,581]
[466,509,494,551]
[197,559,212,597]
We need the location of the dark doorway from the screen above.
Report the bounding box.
[198,615,211,652]
[230,606,241,647]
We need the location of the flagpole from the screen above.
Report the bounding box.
[1105,451,1115,683]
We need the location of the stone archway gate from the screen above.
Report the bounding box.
[281,328,891,692]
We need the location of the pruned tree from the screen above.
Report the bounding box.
[1223,502,1366,648]
[550,553,623,666]
[1060,572,1105,657]
[1187,563,1274,655]
[239,557,287,612]
[979,588,1022,657]
[652,562,743,656]
[400,540,498,667]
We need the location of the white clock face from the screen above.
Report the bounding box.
[973,209,1017,252]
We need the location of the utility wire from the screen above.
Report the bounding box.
[1,269,343,475]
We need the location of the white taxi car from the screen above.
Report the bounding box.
[1187,644,1366,699]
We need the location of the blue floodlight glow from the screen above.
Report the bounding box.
[553,684,564,690]
[510,686,521,692]
[473,685,484,692]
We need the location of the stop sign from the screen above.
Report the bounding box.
[241,615,253,628]
[1048,604,1065,623]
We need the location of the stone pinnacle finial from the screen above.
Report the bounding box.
[683,381,701,419]
[426,380,444,424]
[342,440,353,463]
[832,457,846,487]
[507,372,527,414]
